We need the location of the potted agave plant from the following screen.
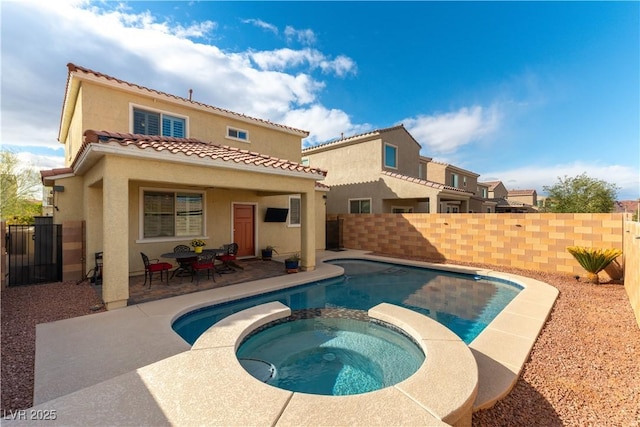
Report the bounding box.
[284,253,301,273]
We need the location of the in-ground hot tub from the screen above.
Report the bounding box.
[191,301,478,426]
[236,310,425,395]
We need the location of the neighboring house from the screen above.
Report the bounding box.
[40,63,327,309]
[507,189,538,208]
[483,180,509,199]
[481,181,538,213]
[302,125,474,214]
[425,161,495,213]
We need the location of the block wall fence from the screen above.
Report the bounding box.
[329,212,639,328]
[623,220,640,328]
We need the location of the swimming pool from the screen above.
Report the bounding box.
[173,258,522,345]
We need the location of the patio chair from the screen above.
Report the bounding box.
[171,244,196,279]
[217,243,239,273]
[191,252,216,284]
[140,252,172,288]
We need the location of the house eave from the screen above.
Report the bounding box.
[74,144,325,181]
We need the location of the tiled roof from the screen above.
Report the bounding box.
[428,160,479,177]
[382,170,472,194]
[489,197,529,207]
[481,181,502,190]
[65,63,309,137]
[40,167,74,179]
[508,189,536,196]
[302,124,413,152]
[78,130,326,177]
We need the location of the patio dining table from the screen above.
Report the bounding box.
[161,248,226,279]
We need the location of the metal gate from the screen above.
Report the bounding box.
[7,217,62,286]
[325,217,344,251]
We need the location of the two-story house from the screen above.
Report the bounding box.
[425,161,495,213]
[302,125,473,215]
[40,63,327,309]
[481,181,537,213]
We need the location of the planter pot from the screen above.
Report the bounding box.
[194,247,203,254]
[262,249,273,260]
[285,260,299,273]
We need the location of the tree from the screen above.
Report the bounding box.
[1,149,42,224]
[543,173,619,213]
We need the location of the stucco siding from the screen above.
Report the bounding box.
[76,82,303,162]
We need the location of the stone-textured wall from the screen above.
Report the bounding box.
[623,220,640,328]
[329,213,626,279]
[62,221,85,282]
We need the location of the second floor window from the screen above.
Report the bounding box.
[349,198,371,214]
[384,143,397,169]
[418,163,426,179]
[451,173,459,187]
[227,126,249,142]
[133,108,185,138]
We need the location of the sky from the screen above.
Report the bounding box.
[1,0,639,200]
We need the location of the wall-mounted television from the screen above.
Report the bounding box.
[264,208,289,223]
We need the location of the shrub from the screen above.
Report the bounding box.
[566,246,622,284]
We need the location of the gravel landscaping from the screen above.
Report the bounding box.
[2,263,639,426]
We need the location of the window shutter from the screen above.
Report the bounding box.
[133,110,145,134]
[143,192,175,238]
[162,116,185,138]
[290,197,301,225]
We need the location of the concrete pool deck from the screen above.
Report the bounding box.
[17,250,558,426]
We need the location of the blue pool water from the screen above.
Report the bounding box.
[236,317,425,395]
[172,259,522,345]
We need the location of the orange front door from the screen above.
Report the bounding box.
[233,204,255,257]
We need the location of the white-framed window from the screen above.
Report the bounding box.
[301,157,310,166]
[392,206,413,213]
[226,126,249,142]
[140,188,204,240]
[463,176,467,187]
[384,143,397,169]
[349,198,371,214]
[451,173,459,188]
[132,106,187,138]
[289,195,301,227]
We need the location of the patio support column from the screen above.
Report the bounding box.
[300,190,316,271]
[101,171,129,310]
[429,195,440,214]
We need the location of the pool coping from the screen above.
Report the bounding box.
[23,250,558,426]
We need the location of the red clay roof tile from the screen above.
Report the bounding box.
[79,130,326,177]
[381,170,472,194]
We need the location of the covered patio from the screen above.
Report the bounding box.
[125,256,289,305]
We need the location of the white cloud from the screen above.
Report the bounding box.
[249,48,356,77]
[17,151,65,172]
[242,18,278,35]
[284,25,316,46]
[403,105,502,154]
[0,1,358,150]
[479,161,640,200]
[283,105,368,146]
